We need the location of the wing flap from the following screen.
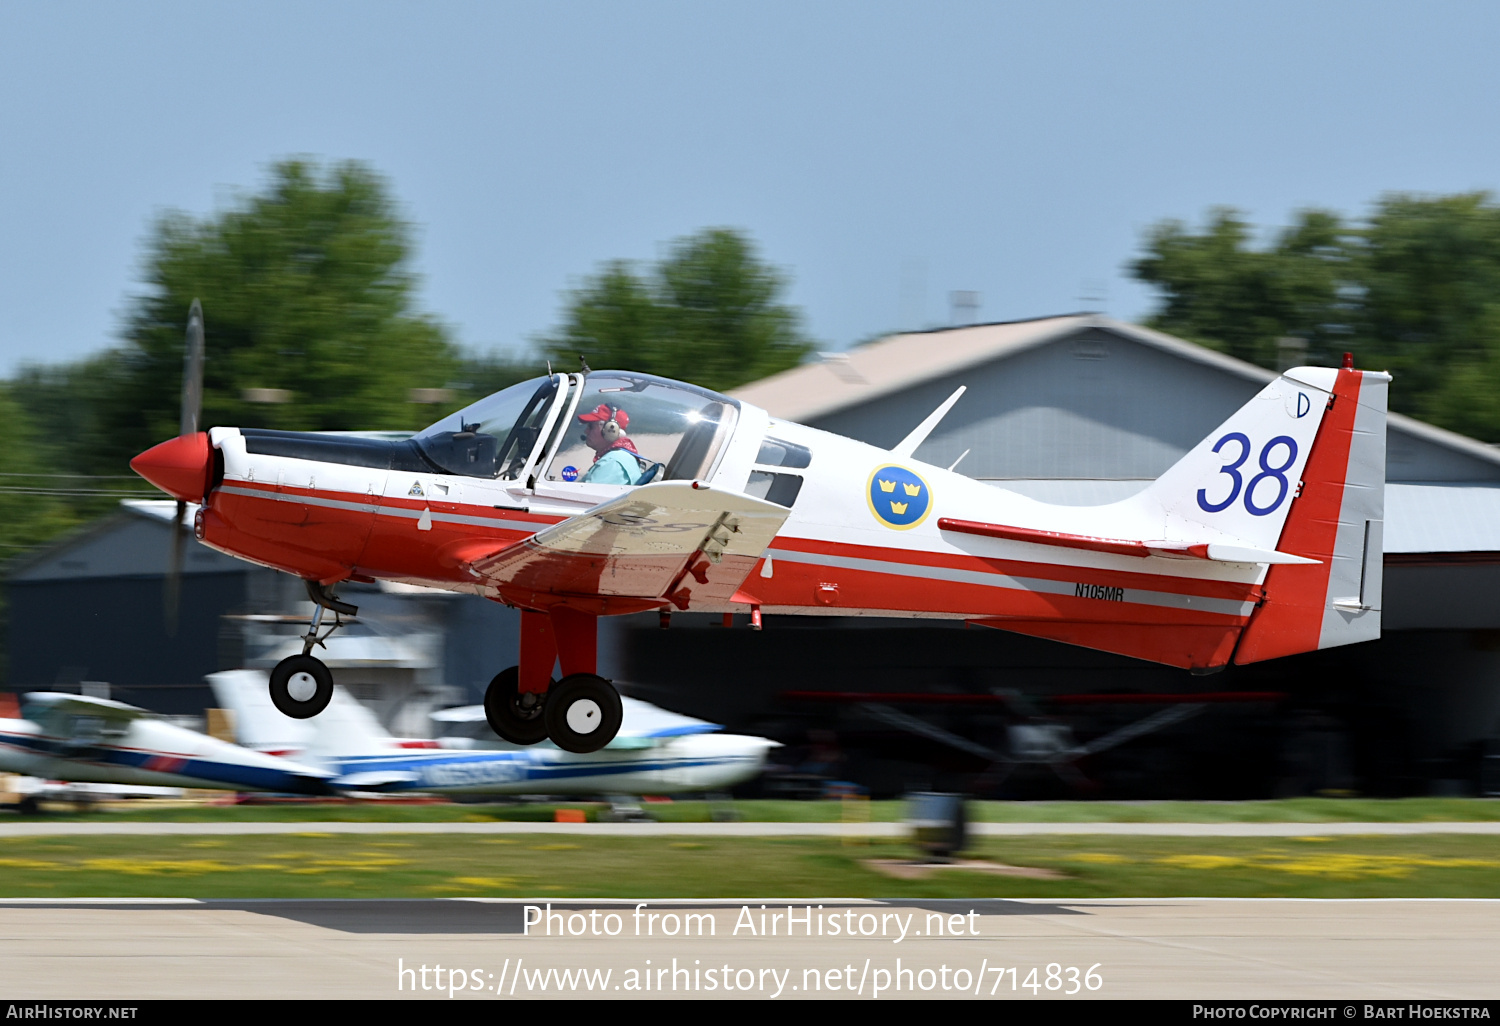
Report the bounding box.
[470,482,790,607]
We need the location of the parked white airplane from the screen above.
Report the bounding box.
[209,670,777,796]
[0,691,337,799]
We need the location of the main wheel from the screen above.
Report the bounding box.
[544,674,623,754]
[269,654,334,719]
[484,666,551,745]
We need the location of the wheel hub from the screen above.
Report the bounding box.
[565,698,602,734]
[287,673,318,703]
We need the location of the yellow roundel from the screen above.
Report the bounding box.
[867,465,933,530]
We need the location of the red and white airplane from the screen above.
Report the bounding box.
[131,305,1388,754]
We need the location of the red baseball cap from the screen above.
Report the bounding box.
[579,404,628,430]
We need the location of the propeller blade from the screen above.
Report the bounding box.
[180,299,204,437]
[167,301,201,633]
[164,500,186,636]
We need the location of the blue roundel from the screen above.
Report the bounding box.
[867,465,932,530]
[561,465,579,482]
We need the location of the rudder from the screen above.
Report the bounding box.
[1233,365,1389,663]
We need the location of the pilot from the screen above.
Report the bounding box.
[578,404,645,484]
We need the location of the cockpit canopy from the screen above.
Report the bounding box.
[413,371,739,483]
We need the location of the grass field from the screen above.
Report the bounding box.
[2,832,1499,900]
[9,796,1500,824]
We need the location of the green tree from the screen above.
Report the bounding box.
[1356,193,1500,425]
[1131,193,1500,440]
[543,228,814,392]
[0,388,81,555]
[0,388,87,683]
[1130,207,1352,367]
[106,159,460,469]
[9,350,141,480]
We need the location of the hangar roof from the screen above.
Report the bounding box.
[734,314,1244,419]
[5,500,238,583]
[730,313,1500,477]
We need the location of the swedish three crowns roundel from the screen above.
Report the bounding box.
[867,465,932,530]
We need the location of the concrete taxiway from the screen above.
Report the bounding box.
[0,898,1495,999]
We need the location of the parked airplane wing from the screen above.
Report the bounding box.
[431,696,725,746]
[23,692,152,724]
[468,482,789,609]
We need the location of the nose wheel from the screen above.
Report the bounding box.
[545,674,623,754]
[268,580,355,719]
[269,654,334,719]
[483,667,552,746]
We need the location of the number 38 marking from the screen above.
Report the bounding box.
[1196,433,1298,517]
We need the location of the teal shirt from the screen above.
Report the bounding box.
[581,448,641,485]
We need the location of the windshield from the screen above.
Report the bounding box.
[413,376,559,479]
[545,371,739,485]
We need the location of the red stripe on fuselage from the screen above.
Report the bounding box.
[205,481,561,585]
[748,554,1248,625]
[205,479,1259,627]
[765,534,1260,603]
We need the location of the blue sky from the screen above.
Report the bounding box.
[3,1,1499,374]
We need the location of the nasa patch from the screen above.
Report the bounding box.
[867,465,932,530]
[561,465,579,482]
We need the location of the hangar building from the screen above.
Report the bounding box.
[619,315,1500,797]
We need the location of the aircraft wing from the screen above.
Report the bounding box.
[431,696,724,751]
[469,482,790,609]
[334,770,421,790]
[22,692,150,733]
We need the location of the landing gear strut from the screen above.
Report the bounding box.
[483,668,624,752]
[269,581,356,719]
[484,607,623,752]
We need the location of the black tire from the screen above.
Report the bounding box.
[484,666,551,745]
[544,674,623,754]
[269,654,334,719]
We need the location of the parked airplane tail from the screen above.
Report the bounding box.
[207,669,395,759]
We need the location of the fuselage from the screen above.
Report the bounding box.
[137,369,1275,669]
[323,733,776,796]
[0,712,334,794]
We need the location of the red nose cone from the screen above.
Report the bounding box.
[130,432,212,502]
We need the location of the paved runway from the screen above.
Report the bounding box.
[1,898,1495,999]
[3,819,1500,837]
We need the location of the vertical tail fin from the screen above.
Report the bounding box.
[1141,368,1342,553]
[207,670,313,753]
[206,669,396,758]
[1233,366,1389,663]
